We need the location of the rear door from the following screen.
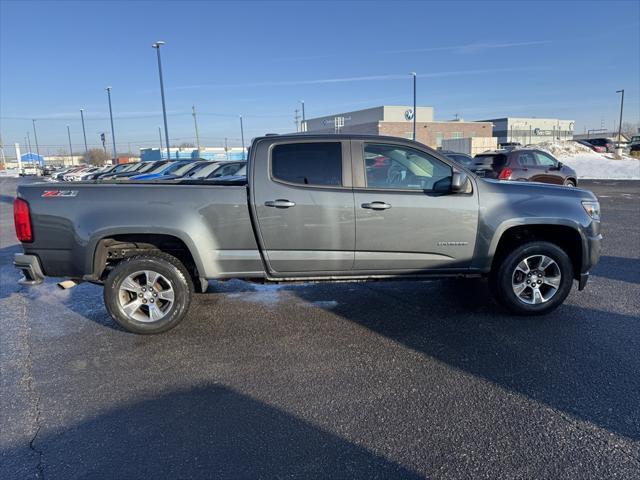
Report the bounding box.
[352,140,478,272]
[251,139,355,275]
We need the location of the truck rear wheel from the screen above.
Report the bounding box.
[490,241,574,315]
[104,253,193,334]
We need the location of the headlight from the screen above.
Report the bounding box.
[582,201,600,221]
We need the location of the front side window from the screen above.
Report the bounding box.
[272,142,342,186]
[534,151,557,167]
[364,143,452,191]
[516,151,537,167]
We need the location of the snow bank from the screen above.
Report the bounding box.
[557,152,640,180]
[535,140,640,180]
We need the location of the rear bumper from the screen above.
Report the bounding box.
[13,253,45,286]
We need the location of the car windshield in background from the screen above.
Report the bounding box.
[189,162,223,179]
[172,161,207,176]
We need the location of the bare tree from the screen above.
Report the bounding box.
[83,148,110,166]
[178,142,195,148]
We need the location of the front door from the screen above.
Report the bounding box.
[352,141,478,272]
[251,140,355,275]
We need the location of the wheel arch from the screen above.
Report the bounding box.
[488,220,585,280]
[86,229,207,292]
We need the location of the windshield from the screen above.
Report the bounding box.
[189,162,223,178]
[172,161,206,176]
[151,161,190,175]
[139,161,167,173]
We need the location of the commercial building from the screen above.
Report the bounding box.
[478,117,575,145]
[140,146,247,161]
[303,106,493,149]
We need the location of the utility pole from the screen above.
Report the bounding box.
[294,109,300,132]
[152,41,170,160]
[192,105,201,155]
[80,109,88,153]
[299,100,306,132]
[32,119,40,156]
[616,89,625,143]
[411,72,417,141]
[239,115,245,159]
[105,86,117,162]
[27,131,32,154]
[158,127,163,151]
[224,137,229,161]
[67,125,73,161]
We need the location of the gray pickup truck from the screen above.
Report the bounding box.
[14,134,602,334]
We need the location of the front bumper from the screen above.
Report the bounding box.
[13,253,45,286]
[578,232,603,291]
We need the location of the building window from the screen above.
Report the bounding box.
[404,132,413,139]
[435,132,444,147]
[469,131,476,138]
[451,132,463,139]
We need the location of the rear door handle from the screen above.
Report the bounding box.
[264,199,296,208]
[361,201,391,210]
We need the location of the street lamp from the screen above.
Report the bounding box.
[616,89,624,145]
[410,72,417,141]
[152,41,171,160]
[299,100,306,132]
[80,109,88,153]
[32,119,40,156]
[239,115,245,159]
[105,86,117,162]
[66,125,73,161]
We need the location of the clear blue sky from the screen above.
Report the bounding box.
[1,0,638,155]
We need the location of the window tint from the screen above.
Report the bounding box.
[516,151,537,167]
[534,151,557,167]
[272,142,342,186]
[364,143,452,191]
[474,154,507,168]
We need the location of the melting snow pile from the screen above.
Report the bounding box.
[537,141,640,180]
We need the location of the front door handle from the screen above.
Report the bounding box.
[361,201,391,210]
[265,199,296,208]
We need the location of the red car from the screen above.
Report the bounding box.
[470,149,578,187]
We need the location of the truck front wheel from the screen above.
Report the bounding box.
[104,253,193,334]
[490,241,574,315]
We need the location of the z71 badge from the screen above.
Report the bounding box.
[42,190,79,198]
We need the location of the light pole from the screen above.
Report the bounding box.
[158,127,163,151]
[152,41,171,160]
[616,89,625,144]
[32,119,40,156]
[239,115,245,159]
[192,105,201,154]
[80,109,88,153]
[411,72,417,141]
[299,100,306,132]
[66,125,73,161]
[105,86,117,162]
[26,131,32,154]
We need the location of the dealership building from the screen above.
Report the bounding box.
[478,117,575,145]
[303,106,493,149]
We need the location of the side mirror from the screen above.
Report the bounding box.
[556,161,563,170]
[451,171,469,193]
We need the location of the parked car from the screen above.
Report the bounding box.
[498,142,522,150]
[102,161,169,181]
[440,150,474,167]
[582,138,615,153]
[95,163,139,180]
[185,161,246,180]
[148,161,213,181]
[129,160,196,181]
[470,149,578,186]
[14,134,601,334]
[575,139,606,153]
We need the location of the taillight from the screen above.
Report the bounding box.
[13,198,33,243]
[498,167,513,180]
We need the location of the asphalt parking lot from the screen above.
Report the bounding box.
[1,177,639,479]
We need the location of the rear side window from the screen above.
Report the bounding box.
[474,154,507,168]
[515,151,537,167]
[272,142,342,186]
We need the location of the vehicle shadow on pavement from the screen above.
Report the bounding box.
[1,384,422,480]
[593,256,640,284]
[291,278,640,441]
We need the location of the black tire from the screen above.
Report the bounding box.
[104,252,193,334]
[489,241,574,315]
[564,179,576,187]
